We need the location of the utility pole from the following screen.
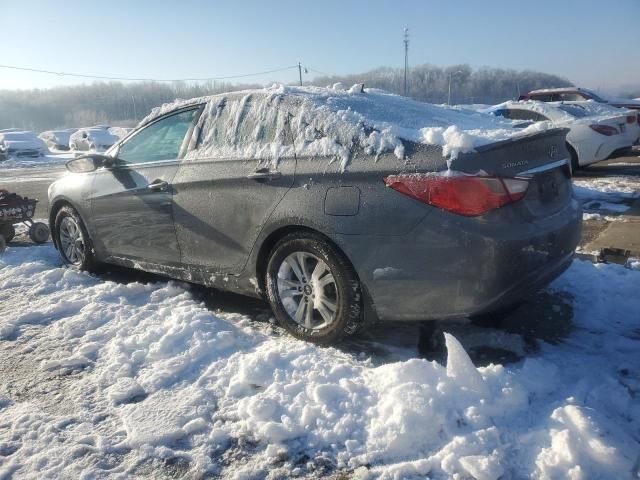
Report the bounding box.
[403,28,409,96]
[298,62,303,86]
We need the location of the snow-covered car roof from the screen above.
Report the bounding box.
[108,126,133,140]
[39,129,77,144]
[527,86,598,95]
[70,127,120,147]
[1,139,47,150]
[141,84,551,164]
[0,130,42,142]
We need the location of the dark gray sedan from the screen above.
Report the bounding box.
[48,87,582,343]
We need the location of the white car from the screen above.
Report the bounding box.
[521,87,640,112]
[561,101,640,145]
[69,126,120,152]
[486,101,635,171]
[0,130,49,161]
[39,129,77,151]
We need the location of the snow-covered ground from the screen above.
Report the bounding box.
[1,244,639,479]
[573,176,639,214]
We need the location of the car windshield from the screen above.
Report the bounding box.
[557,104,590,118]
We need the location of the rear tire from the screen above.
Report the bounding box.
[29,222,49,244]
[54,206,98,271]
[265,232,362,344]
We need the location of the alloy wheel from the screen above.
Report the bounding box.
[276,252,339,329]
[58,216,85,265]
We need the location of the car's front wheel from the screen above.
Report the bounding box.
[54,206,98,271]
[265,232,362,344]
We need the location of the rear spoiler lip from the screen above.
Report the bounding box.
[474,127,570,154]
[515,158,569,178]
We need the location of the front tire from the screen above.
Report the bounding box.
[265,232,362,344]
[54,206,98,271]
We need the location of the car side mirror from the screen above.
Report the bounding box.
[65,154,117,173]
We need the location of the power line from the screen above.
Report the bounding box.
[305,67,332,77]
[0,63,300,83]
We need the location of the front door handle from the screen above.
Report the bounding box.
[247,167,282,180]
[148,179,169,192]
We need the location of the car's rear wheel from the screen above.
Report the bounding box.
[265,232,362,344]
[54,206,98,271]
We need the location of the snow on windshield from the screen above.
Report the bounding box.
[142,85,549,170]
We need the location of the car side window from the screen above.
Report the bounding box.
[558,93,585,101]
[116,108,201,164]
[530,93,553,102]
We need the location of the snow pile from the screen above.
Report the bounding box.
[573,176,639,214]
[1,246,639,479]
[142,85,549,170]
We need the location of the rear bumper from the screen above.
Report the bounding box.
[592,136,633,163]
[332,198,582,322]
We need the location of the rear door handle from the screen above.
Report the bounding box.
[147,179,169,192]
[247,168,282,180]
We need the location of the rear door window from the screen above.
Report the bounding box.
[195,95,293,158]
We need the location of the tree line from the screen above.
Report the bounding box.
[0,64,573,132]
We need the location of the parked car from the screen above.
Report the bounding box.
[486,101,635,171]
[48,87,581,343]
[520,87,640,111]
[0,130,49,161]
[69,126,120,152]
[565,101,640,145]
[39,129,77,151]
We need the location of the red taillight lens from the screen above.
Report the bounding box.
[589,124,618,136]
[626,115,636,124]
[384,173,529,217]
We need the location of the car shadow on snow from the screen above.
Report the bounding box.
[340,290,574,367]
[94,263,575,368]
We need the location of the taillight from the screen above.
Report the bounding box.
[589,124,618,136]
[384,172,530,217]
[627,115,636,124]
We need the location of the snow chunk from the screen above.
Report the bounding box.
[444,332,488,397]
[459,451,504,480]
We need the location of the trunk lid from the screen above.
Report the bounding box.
[449,128,573,219]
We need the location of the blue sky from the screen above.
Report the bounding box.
[2,0,639,92]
